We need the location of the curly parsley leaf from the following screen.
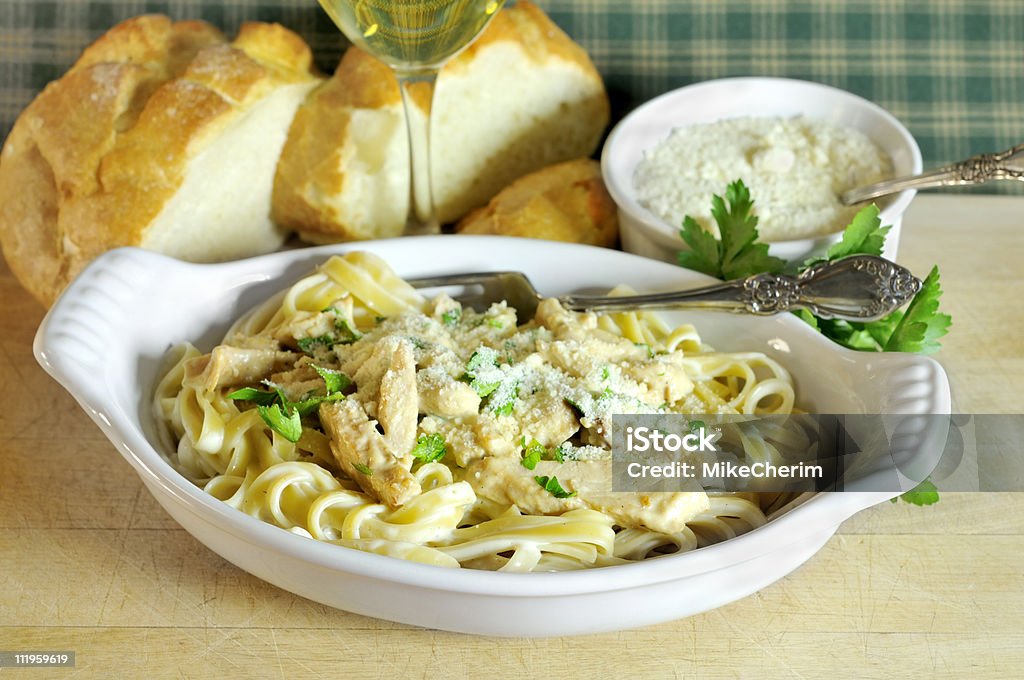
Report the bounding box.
[884,266,951,354]
[410,433,447,463]
[677,180,785,280]
[891,478,940,506]
[257,403,303,442]
[534,475,576,499]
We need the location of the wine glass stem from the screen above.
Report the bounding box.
[397,70,440,235]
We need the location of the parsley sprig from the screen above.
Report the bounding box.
[677,180,786,279]
[675,180,951,505]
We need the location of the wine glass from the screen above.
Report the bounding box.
[318,0,505,235]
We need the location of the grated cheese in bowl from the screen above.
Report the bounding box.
[633,115,892,241]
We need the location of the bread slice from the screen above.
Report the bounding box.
[456,158,618,247]
[273,0,609,242]
[0,16,323,306]
[272,48,410,242]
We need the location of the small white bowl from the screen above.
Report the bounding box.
[34,238,949,636]
[602,77,923,264]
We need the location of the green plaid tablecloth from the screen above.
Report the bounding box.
[1,0,1021,193]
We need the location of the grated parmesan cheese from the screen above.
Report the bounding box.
[633,115,892,241]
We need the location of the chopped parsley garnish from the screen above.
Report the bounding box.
[226,387,278,405]
[486,317,504,329]
[321,307,362,341]
[410,433,447,463]
[634,342,655,359]
[689,420,706,435]
[534,475,576,499]
[463,348,501,397]
[463,348,519,414]
[230,367,348,441]
[313,365,351,395]
[520,439,545,470]
[295,312,361,355]
[487,381,519,416]
[466,348,496,373]
[441,308,461,326]
[520,439,566,468]
[297,334,336,354]
[334,319,362,344]
[405,336,428,350]
[257,404,302,443]
[600,366,610,381]
[472,380,499,398]
[289,392,345,417]
[677,179,786,280]
[352,462,373,476]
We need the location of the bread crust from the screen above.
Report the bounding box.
[456,158,618,248]
[0,15,320,307]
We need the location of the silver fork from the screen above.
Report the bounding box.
[408,254,921,322]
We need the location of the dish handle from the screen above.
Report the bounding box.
[32,248,172,428]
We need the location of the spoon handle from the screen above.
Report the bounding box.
[842,142,1024,205]
[561,255,922,322]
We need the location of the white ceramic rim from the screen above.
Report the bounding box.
[601,76,924,249]
[34,237,950,598]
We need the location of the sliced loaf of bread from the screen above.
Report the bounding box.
[273,1,609,242]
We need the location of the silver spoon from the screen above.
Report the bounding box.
[842,142,1024,205]
[408,254,921,322]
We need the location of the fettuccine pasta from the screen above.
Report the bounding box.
[154,252,800,571]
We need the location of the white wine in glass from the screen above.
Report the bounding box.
[318,0,504,234]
